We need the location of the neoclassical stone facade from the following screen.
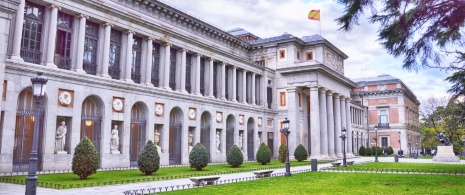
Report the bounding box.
[0,0,373,173]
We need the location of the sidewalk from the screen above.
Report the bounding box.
[1,157,463,195]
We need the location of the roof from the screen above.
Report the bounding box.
[352,74,401,85]
[248,33,295,44]
[301,34,325,42]
[227,28,260,39]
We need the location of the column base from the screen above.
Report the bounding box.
[144,83,154,87]
[309,154,321,160]
[45,62,57,68]
[195,93,203,96]
[179,90,188,93]
[9,55,24,62]
[319,154,331,160]
[124,79,135,83]
[346,153,355,158]
[335,153,343,158]
[329,154,337,159]
[220,97,227,100]
[164,86,172,90]
[208,95,216,98]
[75,69,86,74]
[232,100,238,103]
[100,74,112,79]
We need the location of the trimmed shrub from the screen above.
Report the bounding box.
[388,146,394,155]
[72,137,99,180]
[294,144,308,162]
[256,143,272,165]
[278,144,286,163]
[227,145,244,167]
[137,140,160,175]
[359,146,366,156]
[189,143,209,170]
[366,146,373,156]
[376,146,383,155]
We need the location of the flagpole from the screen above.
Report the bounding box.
[319,9,321,35]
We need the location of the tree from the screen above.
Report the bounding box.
[278,144,286,163]
[294,144,308,162]
[336,0,465,99]
[359,146,366,156]
[189,143,209,170]
[256,143,272,165]
[366,146,372,156]
[72,137,99,180]
[227,145,244,168]
[137,140,160,175]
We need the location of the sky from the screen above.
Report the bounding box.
[165,0,453,102]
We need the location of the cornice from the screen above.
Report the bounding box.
[277,64,358,88]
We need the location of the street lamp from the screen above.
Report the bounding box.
[408,139,412,157]
[374,125,378,162]
[462,137,465,157]
[279,118,291,176]
[26,72,48,195]
[398,131,402,157]
[415,142,418,158]
[340,127,347,167]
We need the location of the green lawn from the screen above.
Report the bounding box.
[1,160,312,188]
[333,162,465,172]
[161,172,465,195]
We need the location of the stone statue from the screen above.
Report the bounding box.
[110,125,120,154]
[188,131,193,153]
[438,132,451,146]
[55,121,67,154]
[154,129,161,154]
[238,133,243,151]
[216,131,221,152]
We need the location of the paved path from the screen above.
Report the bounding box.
[1,157,464,195]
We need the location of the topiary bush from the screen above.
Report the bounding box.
[278,144,286,163]
[388,146,394,155]
[366,146,372,156]
[256,143,272,165]
[189,143,209,170]
[72,137,99,180]
[377,146,383,155]
[137,140,160,175]
[227,145,244,167]
[294,144,308,162]
[359,146,366,156]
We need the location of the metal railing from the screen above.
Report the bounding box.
[20,49,42,64]
[55,56,72,70]
[83,62,97,75]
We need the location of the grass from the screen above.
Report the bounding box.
[333,162,465,172]
[1,160,313,188]
[161,172,465,195]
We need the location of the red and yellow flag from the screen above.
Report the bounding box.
[308,10,320,21]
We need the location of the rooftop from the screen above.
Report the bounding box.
[352,74,401,84]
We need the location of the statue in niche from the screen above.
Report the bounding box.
[55,121,67,154]
[238,133,243,151]
[110,125,120,154]
[257,134,261,148]
[188,131,193,153]
[216,131,221,152]
[154,129,162,154]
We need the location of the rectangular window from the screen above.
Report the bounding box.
[297,51,301,60]
[236,71,240,101]
[200,58,205,96]
[378,84,386,90]
[225,66,229,100]
[381,137,388,147]
[151,42,160,87]
[378,110,389,127]
[55,12,74,70]
[131,36,142,83]
[255,76,260,105]
[280,92,286,106]
[279,50,285,59]
[2,81,6,101]
[298,93,302,108]
[21,2,44,64]
[109,29,122,79]
[306,51,313,61]
[213,62,218,98]
[169,48,177,89]
[267,87,272,109]
[83,21,99,75]
[185,53,192,93]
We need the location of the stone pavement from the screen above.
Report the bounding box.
[1,157,464,195]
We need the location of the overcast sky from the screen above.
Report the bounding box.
[166,0,452,102]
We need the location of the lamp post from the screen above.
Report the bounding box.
[462,137,465,157]
[408,140,411,157]
[374,125,378,162]
[25,72,48,195]
[398,131,402,156]
[279,118,291,176]
[340,127,347,167]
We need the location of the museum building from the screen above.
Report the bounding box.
[0,0,377,173]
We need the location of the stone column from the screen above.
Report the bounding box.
[124,30,134,82]
[346,98,353,155]
[45,5,60,67]
[334,94,342,157]
[100,23,112,78]
[74,14,88,74]
[309,86,321,159]
[144,37,153,86]
[251,73,256,105]
[319,88,329,159]
[9,0,25,61]
[232,66,237,102]
[208,58,214,98]
[163,43,171,89]
[220,62,226,100]
[326,91,336,158]
[286,87,299,155]
[340,96,347,156]
[194,54,201,95]
[242,70,247,104]
[180,48,187,93]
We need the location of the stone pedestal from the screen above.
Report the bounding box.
[56,151,67,155]
[433,146,460,162]
[111,150,120,154]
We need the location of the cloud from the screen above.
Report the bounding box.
[166,0,452,101]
